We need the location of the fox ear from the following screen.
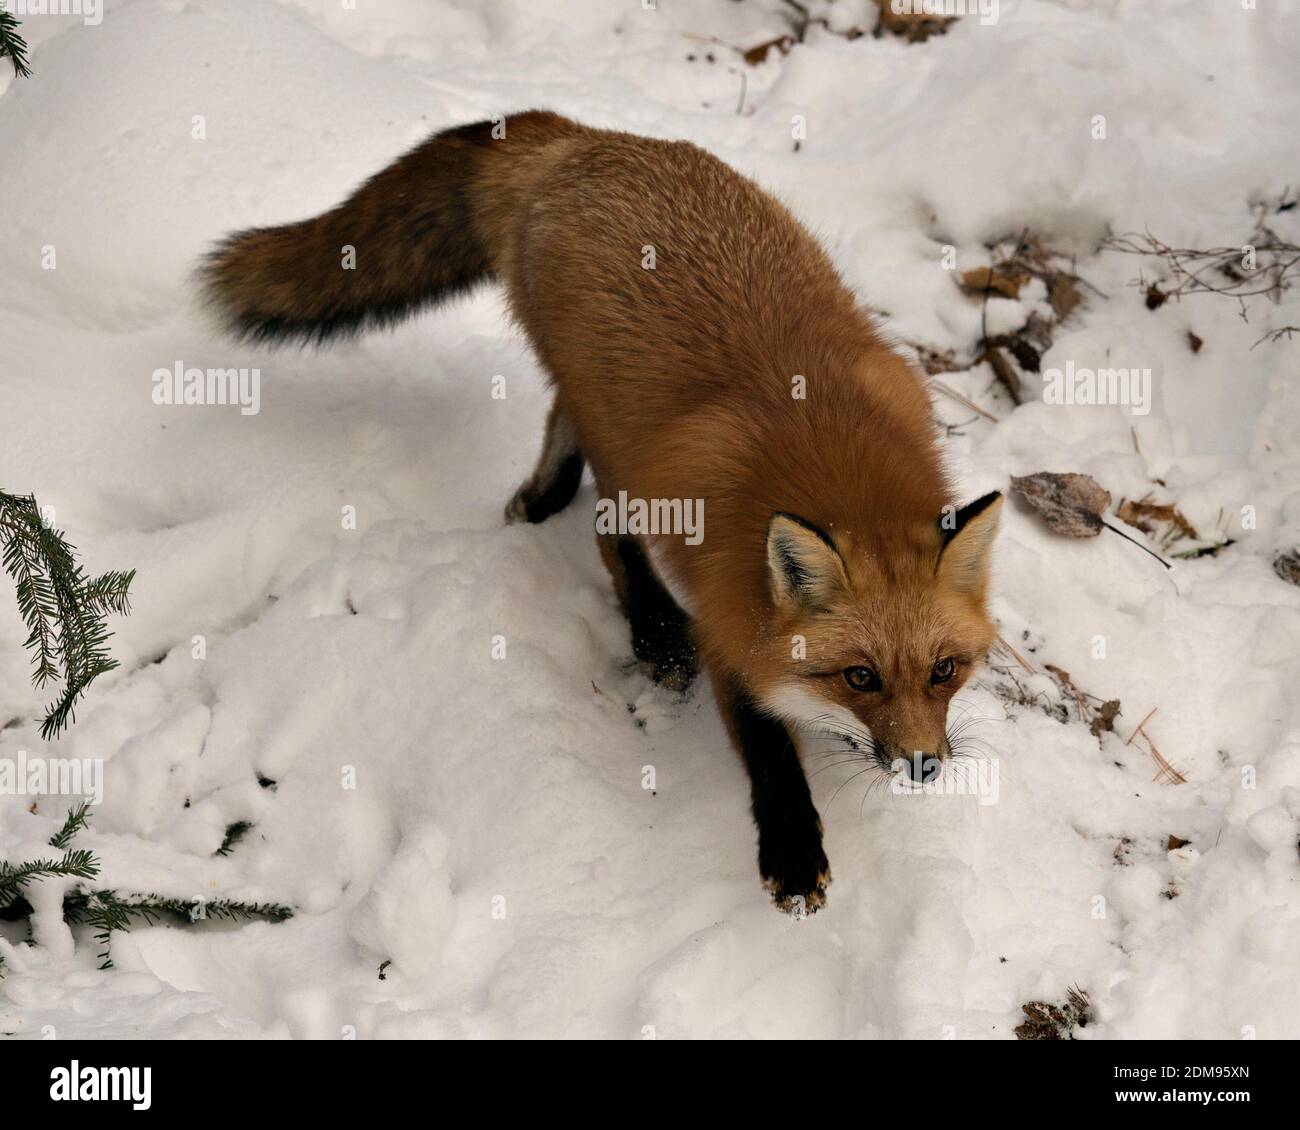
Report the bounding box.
[767,512,848,611]
[937,492,1002,596]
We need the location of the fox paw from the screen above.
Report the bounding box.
[636,651,697,693]
[764,868,831,918]
[631,625,698,692]
[761,846,831,918]
[504,484,533,524]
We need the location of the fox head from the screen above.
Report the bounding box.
[755,493,1003,781]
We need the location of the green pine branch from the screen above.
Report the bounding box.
[81,891,132,969]
[0,490,136,739]
[1,805,292,972]
[48,800,91,849]
[0,849,100,911]
[215,820,253,857]
[61,889,293,969]
[0,10,31,79]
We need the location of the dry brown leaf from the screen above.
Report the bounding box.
[981,345,1023,404]
[1116,497,1199,540]
[1049,273,1083,321]
[1014,474,1172,569]
[1044,663,1087,718]
[1015,987,1092,1040]
[1274,548,1300,586]
[1006,335,1041,373]
[911,343,960,375]
[1167,834,1191,851]
[1044,663,1122,736]
[960,266,1028,299]
[874,0,956,41]
[742,35,794,65]
[1010,472,1112,538]
[1090,700,1122,737]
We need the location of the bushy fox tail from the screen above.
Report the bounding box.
[198,111,579,346]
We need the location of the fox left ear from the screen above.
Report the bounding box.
[937,492,1002,595]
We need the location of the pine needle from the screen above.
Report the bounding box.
[48,801,91,849]
[0,490,135,739]
[0,10,31,78]
[1,804,292,973]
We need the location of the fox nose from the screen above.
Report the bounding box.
[900,752,942,783]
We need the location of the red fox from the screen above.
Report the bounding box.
[200,111,1002,914]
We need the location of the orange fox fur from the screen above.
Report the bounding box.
[200,111,1002,913]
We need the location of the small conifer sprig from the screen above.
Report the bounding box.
[0,489,135,739]
[215,820,253,857]
[55,890,293,969]
[0,848,100,911]
[0,804,292,971]
[0,803,101,916]
[0,10,31,78]
[48,800,91,849]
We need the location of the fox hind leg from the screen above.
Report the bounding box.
[505,400,584,524]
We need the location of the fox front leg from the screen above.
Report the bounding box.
[716,674,830,915]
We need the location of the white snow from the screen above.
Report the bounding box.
[2,0,1299,1039]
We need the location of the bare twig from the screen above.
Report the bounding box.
[1251,325,1300,349]
[1102,203,1300,318]
[932,380,999,422]
[994,634,1036,674]
[1124,706,1158,746]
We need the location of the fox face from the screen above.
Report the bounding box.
[755,494,1003,779]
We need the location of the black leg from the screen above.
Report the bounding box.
[716,674,830,915]
[505,402,584,524]
[514,452,584,523]
[616,536,697,692]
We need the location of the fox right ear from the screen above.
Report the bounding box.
[767,512,848,611]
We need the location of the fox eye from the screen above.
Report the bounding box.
[931,657,956,685]
[844,666,881,692]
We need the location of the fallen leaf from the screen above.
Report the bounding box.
[1116,498,1199,540]
[960,266,1028,299]
[1090,700,1122,737]
[1010,472,1111,537]
[1167,834,1190,851]
[981,345,1023,404]
[1044,664,1122,735]
[1015,987,1092,1040]
[874,0,957,41]
[1188,330,1203,353]
[911,343,960,375]
[1049,273,1082,321]
[1007,336,1041,373]
[1274,548,1300,586]
[742,35,794,65]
